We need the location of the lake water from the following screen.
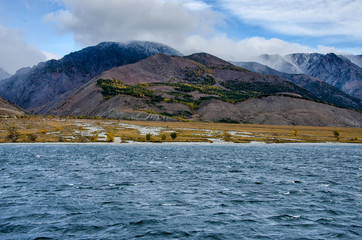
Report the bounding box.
[0,143,361,239]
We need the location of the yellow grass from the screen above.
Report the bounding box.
[0,116,361,144]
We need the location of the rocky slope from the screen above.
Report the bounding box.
[49,53,362,127]
[233,61,362,110]
[197,96,362,127]
[255,53,362,99]
[0,96,24,117]
[0,41,181,113]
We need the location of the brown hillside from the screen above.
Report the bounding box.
[49,53,362,127]
[0,96,24,117]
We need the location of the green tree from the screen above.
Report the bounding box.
[146,133,152,141]
[170,132,177,140]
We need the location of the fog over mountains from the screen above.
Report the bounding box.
[0,67,10,80]
[254,53,362,100]
[0,41,361,127]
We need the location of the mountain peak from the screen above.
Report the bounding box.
[186,52,236,68]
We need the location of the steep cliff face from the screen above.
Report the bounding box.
[0,41,181,112]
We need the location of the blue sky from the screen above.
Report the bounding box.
[0,0,361,74]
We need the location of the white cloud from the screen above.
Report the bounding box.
[42,51,62,60]
[0,25,46,74]
[43,0,356,63]
[44,0,223,47]
[219,0,362,40]
[179,35,338,61]
[183,0,211,11]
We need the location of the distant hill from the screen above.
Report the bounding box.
[0,41,182,113]
[48,53,362,127]
[197,96,362,127]
[0,96,24,117]
[233,61,362,110]
[0,67,10,80]
[255,53,362,99]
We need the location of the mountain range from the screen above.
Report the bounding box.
[233,61,362,110]
[0,41,181,113]
[48,52,362,127]
[0,41,361,127]
[254,53,362,100]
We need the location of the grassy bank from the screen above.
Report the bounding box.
[0,116,361,144]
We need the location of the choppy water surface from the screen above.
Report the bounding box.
[0,143,361,239]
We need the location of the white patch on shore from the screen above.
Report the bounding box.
[119,123,165,135]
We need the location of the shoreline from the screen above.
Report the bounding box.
[1,141,360,146]
[1,117,361,144]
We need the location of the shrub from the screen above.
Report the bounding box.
[6,125,20,142]
[333,130,340,140]
[106,131,114,142]
[223,131,232,141]
[170,132,177,140]
[54,126,62,132]
[354,136,359,141]
[21,134,27,142]
[161,134,167,141]
[26,133,37,142]
[91,133,98,142]
[146,133,152,141]
[291,130,298,137]
[40,129,46,134]
[21,133,37,142]
[77,135,88,142]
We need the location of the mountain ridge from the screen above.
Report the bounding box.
[233,61,362,110]
[48,53,362,127]
[254,53,362,99]
[0,41,181,113]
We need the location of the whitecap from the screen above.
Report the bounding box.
[161,203,177,206]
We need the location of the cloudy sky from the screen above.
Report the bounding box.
[0,0,361,74]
